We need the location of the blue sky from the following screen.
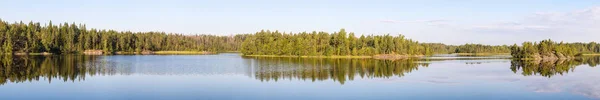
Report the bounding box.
[1,0,599,45]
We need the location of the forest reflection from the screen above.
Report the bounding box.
[0,55,131,85]
[245,57,430,84]
[510,56,600,77]
[248,56,600,84]
[0,55,599,85]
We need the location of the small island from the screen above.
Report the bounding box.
[510,39,600,60]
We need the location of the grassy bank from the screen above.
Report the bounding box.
[456,53,510,56]
[244,55,372,58]
[153,51,215,55]
[581,53,600,56]
[2,52,53,55]
[219,51,241,53]
[373,54,424,60]
[3,51,215,55]
[244,54,425,59]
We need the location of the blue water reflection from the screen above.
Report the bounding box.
[0,53,598,100]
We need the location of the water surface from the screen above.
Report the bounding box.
[0,53,599,100]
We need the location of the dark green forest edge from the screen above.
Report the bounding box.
[1,19,599,59]
[0,19,248,55]
[510,39,600,60]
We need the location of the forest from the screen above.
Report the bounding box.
[510,39,600,59]
[240,29,516,56]
[2,19,598,57]
[240,29,432,56]
[453,44,510,53]
[0,19,248,54]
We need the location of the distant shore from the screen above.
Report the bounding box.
[3,52,54,55]
[153,51,215,55]
[455,53,510,56]
[244,54,428,60]
[2,51,216,55]
[243,53,519,60]
[581,53,600,56]
[243,55,372,58]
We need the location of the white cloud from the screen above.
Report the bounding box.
[527,82,562,93]
[471,23,549,31]
[462,6,600,44]
[474,7,600,31]
[375,7,600,45]
[380,19,449,24]
[571,80,600,99]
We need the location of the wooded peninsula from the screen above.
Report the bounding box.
[1,20,599,59]
[0,19,248,55]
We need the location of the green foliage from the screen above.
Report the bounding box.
[510,39,600,59]
[2,19,597,57]
[421,43,455,54]
[249,57,430,84]
[0,20,248,54]
[240,29,432,56]
[510,56,600,77]
[453,44,510,53]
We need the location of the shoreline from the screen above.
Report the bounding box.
[2,51,217,56]
[152,51,215,55]
[515,53,600,60]
[243,54,519,60]
[243,55,373,58]
[581,53,600,56]
[244,54,426,60]
[455,53,510,56]
[4,52,597,60]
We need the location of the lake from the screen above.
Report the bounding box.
[0,53,599,100]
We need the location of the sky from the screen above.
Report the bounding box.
[1,0,599,45]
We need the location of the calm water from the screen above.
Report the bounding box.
[0,53,599,100]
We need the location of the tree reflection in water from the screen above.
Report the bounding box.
[510,56,600,77]
[245,57,430,84]
[1,55,598,85]
[0,55,131,85]
[248,56,600,84]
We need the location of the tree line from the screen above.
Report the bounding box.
[510,39,600,59]
[240,29,518,56]
[241,29,433,56]
[0,19,248,54]
[453,44,510,53]
[2,19,597,56]
[421,43,511,54]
